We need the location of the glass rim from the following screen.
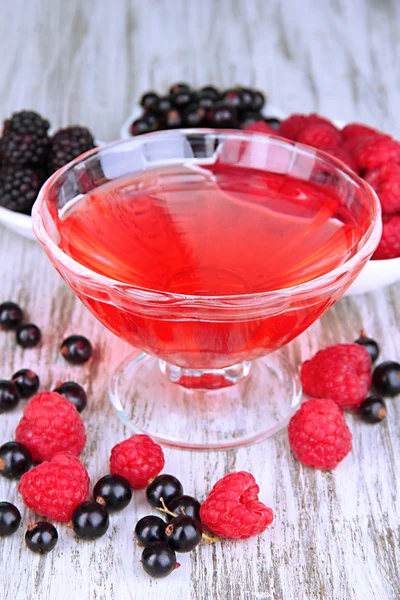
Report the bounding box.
[32,129,382,303]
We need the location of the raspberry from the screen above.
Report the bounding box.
[301,343,372,409]
[297,124,341,150]
[278,113,336,141]
[243,121,277,135]
[199,472,274,539]
[288,398,352,469]
[372,214,400,259]
[18,453,90,521]
[110,434,165,489]
[364,163,400,214]
[15,391,86,462]
[352,135,400,171]
[324,146,357,171]
[341,123,382,141]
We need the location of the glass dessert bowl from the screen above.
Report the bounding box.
[32,130,381,450]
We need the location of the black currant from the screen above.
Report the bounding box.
[169,82,190,96]
[171,90,194,109]
[135,515,166,547]
[252,90,266,111]
[93,474,132,512]
[221,88,244,109]
[195,90,219,109]
[264,117,281,130]
[355,333,380,363]
[359,396,387,424]
[141,541,178,578]
[0,380,20,412]
[0,441,32,479]
[71,501,109,540]
[157,95,174,114]
[183,104,206,127]
[165,109,183,129]
[54,381,87,412]
[60,335,92,365]
[146,474,183,508]
[0,502,21,536]
[201,85,220,97]
[140,91,159,113]
[372,361,400,397]
[0,301,24,330]
[241,111,264,126]
[16,323,41,348]
[207,104,238,128]
[11,368,39,399]
[238,87,254,110]
[130,117,157,136]
[25,522,58,554]
[166,495,201,522]
[165,515,202,553]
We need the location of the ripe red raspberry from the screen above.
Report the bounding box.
[15,391,86,462]
[18,452,90,521]
[279,113,336,141]
[301,343,372,409]
[199,471,274,539]
[324,146,357,171]
[110,434,165,489]
[341,123,382,141]
[288,398,352,469]
[244,121,277,135]
[364,163,400,214]
[352,135,400,171]
[297,124,341,150]
[372,214,400,259]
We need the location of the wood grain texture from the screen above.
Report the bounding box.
[0,1,400,599]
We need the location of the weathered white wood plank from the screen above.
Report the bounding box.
[0,1,400,599]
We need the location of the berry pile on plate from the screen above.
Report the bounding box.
[0,110,96,215]
[130,82,280,135]
[269,113,400,260]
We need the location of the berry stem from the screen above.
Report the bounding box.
[156,497,177,518]
[201,532,220,543]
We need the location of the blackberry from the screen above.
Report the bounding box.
[1,110,50,166]
[0,166,42,214]
[49,126,95,173]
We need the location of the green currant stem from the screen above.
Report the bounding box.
[158,497,219,543]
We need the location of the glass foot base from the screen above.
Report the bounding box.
[109,351,302,450]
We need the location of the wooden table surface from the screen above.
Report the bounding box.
[1,1,400,599]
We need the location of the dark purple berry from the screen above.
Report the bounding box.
[207,104,238,128]
[165,515,202,553]
[140,92,159,113]
[71,501,109,540]
[11,369,39,399]
[146,474,183,508]
[54,381,87,412]
[221,88,244,109]
[264,117,281,130]
[135,515,166,547]
[241,111,265,126]
[0,502,21,536]
[157,96,174,114]
[166,495,201,522]
[93,474,132,512]
[60,335,92,365]
[355,333,380,363]
[372,361,400,397]
[201,85,220,97]
[0,301,23,330]
[141,541,178,578]
[252,90,266,112]
[0,380,20,412]
[16,323,41,348]
[359,396,387,424]
[25,522,58,554]
[0,441,32,478]
[130,116,157,136]
[165,109,183,129]
[172,90,194,110]
[169,83,190,96]
[183,104,206,127]
[49,126,95,173]
[196,90,219,109]
[238,87,254,110]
